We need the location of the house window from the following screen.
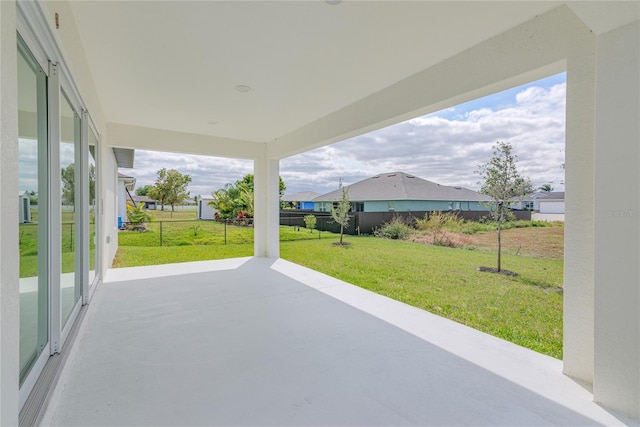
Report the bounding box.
[388,202,395,211]
[353,202,364,212]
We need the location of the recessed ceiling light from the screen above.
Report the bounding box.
[235,85,252,93]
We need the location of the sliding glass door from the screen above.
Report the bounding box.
[17,37,49,388]
[60,91,82,329]
[17,34,101,406]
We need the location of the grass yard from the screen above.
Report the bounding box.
[113,220,564,359]
[280,236,563,359]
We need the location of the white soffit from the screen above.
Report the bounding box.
[112,147,134,168]
[567,1,640,35]
[68,1,562,144]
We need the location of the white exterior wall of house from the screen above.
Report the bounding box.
[102,146,118,274]
[1,1,639,423]
[116,179,128,225]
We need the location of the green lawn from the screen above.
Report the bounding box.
[113,226,563,359]
[280,237,563,359]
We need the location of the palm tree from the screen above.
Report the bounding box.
[539,184,553,192]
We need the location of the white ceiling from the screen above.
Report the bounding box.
[68,1,565,144]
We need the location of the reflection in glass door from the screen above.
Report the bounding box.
[17,39,49,386]
[88,129,98,285]
[60,91,81,329]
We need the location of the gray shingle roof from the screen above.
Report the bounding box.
[314,172,489,202]
[282,191,322,202]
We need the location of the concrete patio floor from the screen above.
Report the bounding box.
[41,257,627,426]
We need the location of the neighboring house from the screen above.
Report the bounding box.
[131,195,157,210]
[282,191,321,210]
[196,195,216,220]
[18,191,31,223]
[537,192,565,214]
[512,191,565,213]
[117,172,136,224]
[313,172,491,213]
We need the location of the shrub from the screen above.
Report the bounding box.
[415,211,461,246]
[303,214,317,232]
[374,216,413,240]
[126,202,152,231]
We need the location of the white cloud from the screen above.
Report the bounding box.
[126,76,566,197]
[282,79,566,193]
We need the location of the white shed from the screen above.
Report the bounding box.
[19,191,31,223]
[197,195,216,220]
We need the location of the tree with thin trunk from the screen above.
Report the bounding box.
[477,141,533,272]
[330,187,351,245]
[148,168,192,216]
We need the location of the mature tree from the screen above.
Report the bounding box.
[61,163,95,208]
[477,141,533,272]
[539,184,554,192]
[148,168,192,214]
[330,187,351,245]
[164,169,192,213]
[89,164,96,204]
[61,163,75,206]
[136,184,154,196]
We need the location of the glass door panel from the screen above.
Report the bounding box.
[60,91,81,328]
[88,129,98,285]
[17,40,48,386]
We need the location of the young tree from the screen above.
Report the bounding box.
[539,184,554,192]
[303,214,317,232]
[477,141,533,272]
[330,187,351,245]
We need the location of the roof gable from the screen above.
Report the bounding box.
[314,172,488,202]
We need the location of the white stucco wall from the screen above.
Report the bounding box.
[0,1,19,424]
[101,141,118,274]
[593,20,640,418]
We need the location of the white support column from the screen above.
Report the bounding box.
[254,157,280,258]
[593,21,640,419]
[0,1,20,424]
[563,32,597,386]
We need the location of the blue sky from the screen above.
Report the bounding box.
[124,72,566,197]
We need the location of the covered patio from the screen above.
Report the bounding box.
[42,258,621,426]
[1,1,638,425]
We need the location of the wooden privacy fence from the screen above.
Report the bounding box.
[280,209,531,235]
